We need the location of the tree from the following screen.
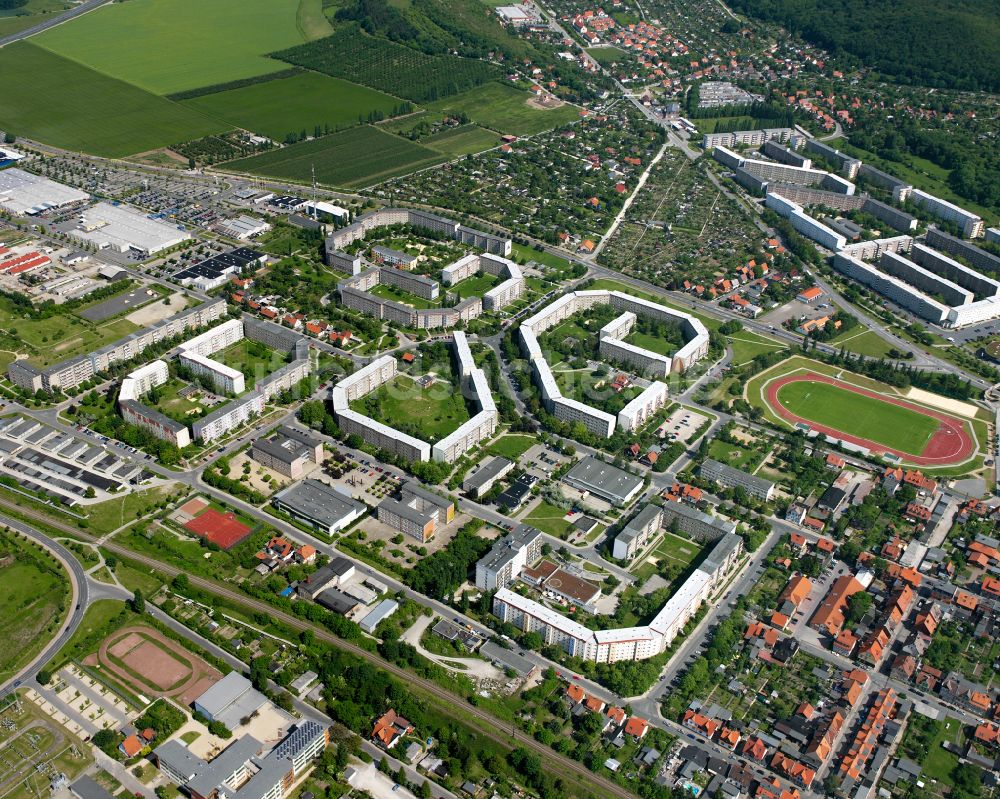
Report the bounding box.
[845,591,873,624]
[249,656,270,692]
[130,589,145,614]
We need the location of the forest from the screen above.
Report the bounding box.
[727,0,1000,93]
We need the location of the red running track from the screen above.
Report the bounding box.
[764,372,976,467]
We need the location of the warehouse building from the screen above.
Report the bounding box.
[218,215,271,240]
[272,480,365,535]
[0,168,90,215]
[70,202,191,256]
[175,248,266,292]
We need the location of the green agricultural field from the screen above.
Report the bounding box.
[0,532,70,683]
[424,82,580,136]
[774,379,939,455]
[35,0,305,95]
[0,43,225,157]
[487,434,536,460]
[354,373,471,441]
[182,72,401,141]
[423,124,502,157]
[223,126,445,188]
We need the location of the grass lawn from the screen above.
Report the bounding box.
[775,379,939,455]
[23,316,138,368]
[586,46,625,66]
[728,331,787,365]
[104,552,165,595]
[83,485,175,536]
[36,0,306,95]
[522,500,573,538]
[511,243,573,271]
[223,125,445,188]
[0,533,70,683]
[369,283,441,309]
[182,72,400,141]
[354,373,471,440]
[487,434,535,460]
[625,330,678,357]
[424,82,580,136]
[585,278,721,331]
[150,379,204,421]
[707,439,763,471]
[827,328,897,358]
[655,532,701,566]
[48,598,129,670]
[295,0,332,40]
[0,43,225,158]
[217,339,289,378]
[920,717,964,786]
[448,272,503,297]
[423,124,502,157]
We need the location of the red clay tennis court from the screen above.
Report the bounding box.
[185,508,252,549]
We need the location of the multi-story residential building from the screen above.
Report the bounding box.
[909,189,985,238]
[475,525,543,590]
[879,251,974,307]
[494,533,743,662]
[925,228,1000,282]
[462,455,514,497]
[612,504,663,561]
[909,243,1000,299]
[9,298,227,393]
[839,235,913,262]
[762,140,812,169]
[833,253,950,324]
[324,208,512,259]
[339,268,481,330]
[180,351,246,395]
[857,163,911,202]
[804,139,862,180]
[617,381,669,432]
[701,128,793,150]
[377,481,454,542]
[700,458,775,501]
[660,500,738,542]
[118,360,169,402]
[764,193,847,251]
[377,266,439,299]
[120,400,191,448]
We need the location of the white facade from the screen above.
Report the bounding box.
[617,381,669,432]
[909,189,985,239]
[765,192,847,251]
[119,360,169,402]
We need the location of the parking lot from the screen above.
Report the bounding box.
[658,407,710,444]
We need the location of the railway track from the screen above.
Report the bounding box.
[0,499,635,799]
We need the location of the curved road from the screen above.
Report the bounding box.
[0,514,87,698]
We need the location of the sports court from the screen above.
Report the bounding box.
[184,508,252,549]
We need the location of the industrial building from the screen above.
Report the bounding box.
[0,168,90,215]
[271,479,365,535]
[70,202,191,256]
[700,458,775,501]
[217,215,271,240]
[175,248,266,292]
[493,533,743,663]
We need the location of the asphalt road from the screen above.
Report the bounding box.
[0,0,112,48]
[0,513,87,698]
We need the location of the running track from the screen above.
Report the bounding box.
[764,372,976,466]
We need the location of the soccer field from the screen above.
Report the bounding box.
[223,126,446,188]
[775,379,939,455]
[182,72,401,141]
[0,43,225,157]
[35,0,305,95]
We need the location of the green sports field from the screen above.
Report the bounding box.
[223,126,446,188]
[0,43,225,157]
[181,72,401,141]
[424,83,580,136]
[774,379,938,455]
[35,0,305,95]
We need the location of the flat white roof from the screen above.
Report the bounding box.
[75,202,190,254]
[0,168,89,215]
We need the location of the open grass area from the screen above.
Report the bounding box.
[424,82,580,136]
[223,125,445,188]
[182,72,400,141]
[728,331,787,365]
[586,46,625,66]
[522,500,573,538]
[654,532,701,566]
[0,43,225,158]
[23,316,138,368]
[449,272,503,297]
[775,379,939,455]
[82,485,176,536]
[0,531,70,683]
[353,373,471,440]
[217,339,289,379]
[625,330,678,357]
[369,283,441,309]
[511,243,573,271]
[48,598,129,670]
[707,438,765,471]
[295,0,333,40]
[150,379,204,421]
[487,434,536,460]
[827,328,897,358]
[35,0,306,95]
[422,124,502,157]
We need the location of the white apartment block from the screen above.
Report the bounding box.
[839,236,913,262]
[494,533,743,663]
[617,381,669,432]
[834,253,949,324]
[909,189,985,239]
[701,127,793,150]
[179,351,246,395]
[612,504,663,561]
[119,360,169,402]
[192,392,265,443]
[519,290,708,439]
[765,192,847,251]
[475,526,543,591]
